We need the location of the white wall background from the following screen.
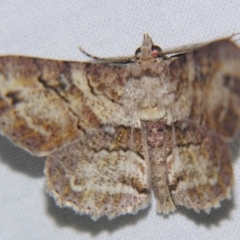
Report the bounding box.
[0,1,240,239]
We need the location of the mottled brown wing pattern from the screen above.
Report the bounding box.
[165,39,240,213]
[0,55,151,220]
[45,126,151,220]
[168,120,233,213]
[170,39,240,140]
[1,34,240,220]
[0,56,127,156]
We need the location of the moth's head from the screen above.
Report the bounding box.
[135,33,163,61]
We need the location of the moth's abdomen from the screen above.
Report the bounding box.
[141,120,176,214]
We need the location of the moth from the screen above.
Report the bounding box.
[0,34,240,220]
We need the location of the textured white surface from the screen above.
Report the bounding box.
[0,1,240,239]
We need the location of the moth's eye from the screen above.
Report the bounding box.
[135,47,141,58]
[135,45,162,58]
[151,45,162,58]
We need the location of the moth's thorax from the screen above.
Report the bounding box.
[123,59,181,124]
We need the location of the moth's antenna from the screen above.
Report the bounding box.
[78,46,135,64]
[230,32,240,43]
[78,46,104,61]
[229,32,240,39]
[161,33,240,56]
